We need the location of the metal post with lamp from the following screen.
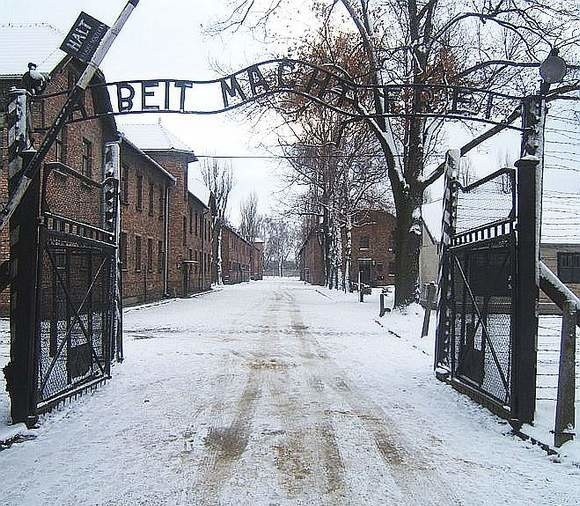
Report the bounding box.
[513,50,567,425]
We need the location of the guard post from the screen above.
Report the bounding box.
[3,88,41,427]
[512,94,545,425]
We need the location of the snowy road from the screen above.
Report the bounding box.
[0,278,579,505]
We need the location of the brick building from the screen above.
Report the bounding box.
[299,209,397,288]
[251,240,264,280]
[298,228,325,285]
[220,224,261,285]
[0,24,217,308]
[117,133,175,305]
[0,25,118,312]
[120,123,213,299]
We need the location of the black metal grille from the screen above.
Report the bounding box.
[32,163,117,412]
[36,232,114,408]
[438,168,517,415]
[450,242,513,405]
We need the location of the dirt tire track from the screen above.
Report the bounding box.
[285,288,462,505]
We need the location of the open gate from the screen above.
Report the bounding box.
[435,150,536,424]
[4,90,122,425]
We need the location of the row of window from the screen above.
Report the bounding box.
[184,209,210,244]
[188,248,211,273]
[119,232,163,273]
[54,130,94,179]
[558,252,580,284]
[121,166,166,220]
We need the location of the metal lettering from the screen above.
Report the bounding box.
[220,75,247,108]
[116,82,135,112]
[141,80,160,111]
[174,81,193,111]
[277,61,296,89]
[247,65,270,96]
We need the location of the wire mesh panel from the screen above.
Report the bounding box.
[36,228,114,410]
[455,170,515,235]
[437,167,517,417]
[450,241,514,406]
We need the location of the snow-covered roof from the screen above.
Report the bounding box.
[542,192,580,245]
[422,191,580,246]
[119,122,195,156]
[118,132,176,183]
[0,23,66,77]
[189,178,211,208]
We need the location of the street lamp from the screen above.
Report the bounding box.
[540,49,567,85]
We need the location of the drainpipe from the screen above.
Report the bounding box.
[163,184,170,296]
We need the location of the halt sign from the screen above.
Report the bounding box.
[60,12,109,63]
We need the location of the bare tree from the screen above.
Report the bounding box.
[459,157,477,187]
[239,191,262,243]
[217,0,580,305]
[201,158,234,284]
[262,217,296,276]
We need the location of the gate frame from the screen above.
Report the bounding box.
[435,94,545,426]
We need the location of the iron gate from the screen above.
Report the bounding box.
[436,159,519,419]
[35,163,118,412]
[36,219,115,410]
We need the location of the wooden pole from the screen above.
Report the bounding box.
[554,301,576,447]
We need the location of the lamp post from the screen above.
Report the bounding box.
[514,49,567,424]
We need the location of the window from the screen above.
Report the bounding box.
[189,248,193,260]
[388,261,396,275]
[157,240,163,273]
[558,252,580,283]
[360,236,370,249]
[136,173,143,210]
[147,238,153,272]
[55,128,66,163]
[135,235,142,272]
[182,216,187,245]
[189,208,193,234]
[158,185,164,220]
[120,232,128,271]
[121,165,129,204]
[82,138,92,178]
[195,212,198,236]
[148,181,154,216]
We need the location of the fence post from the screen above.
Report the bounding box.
[554,301,576,447]
[513,154,540,425]
[3,89,40,427]
[421,282,437,338]
[511,94,545,425]
[434,149,459,370]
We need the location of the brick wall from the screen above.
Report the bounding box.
[221,225,254,284]
[182,193,212,294]
[251,242,264,280]
[119,140,172,305]
[348,210,397,287]
[145,152,191,297]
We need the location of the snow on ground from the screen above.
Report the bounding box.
[0,321,9,428]
[0,278,579,505]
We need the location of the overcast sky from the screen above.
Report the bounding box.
[2,0,578,226]
[1,0,306,225]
